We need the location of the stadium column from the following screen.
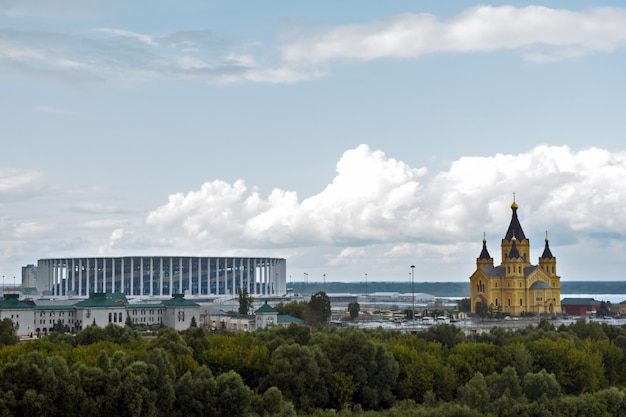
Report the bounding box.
[215,258,220,296]
[86,258,90,296]
[197,257,202,295]
[158,257,163,297]
[71,258,75,296]
[265,260,269,295]
[102,258,106,293]
[187,257,192,295]
[239,258,243,296]
[246,258,251,295]
[51,260,56,296]
[111,258,115,293]
[139,258,144,296]
[169,257,173,296]
[78,259,83,297]
[229,258,233,296]
[179,257,183,294]
[149,258,154,297]
[63,258,67,297]
[120,258,124,295]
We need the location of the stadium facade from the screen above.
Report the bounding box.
[36,256,286,297]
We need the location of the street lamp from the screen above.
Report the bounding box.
[365,273,368,301]
[411,265,415,329]
[303,273,308,296]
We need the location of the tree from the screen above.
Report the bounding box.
[305,292,331,326]
[475,302,488,318]
[274,301,308,319]
[51,319,70,334]
[0,317,19,346]
[523,369,561,401]
[183,326,211,363]
[598,301,611,318]
[264,343,323,412]
[457,298,471,313]
[214,371,251,417]
[457,372,489,411]
[238,289,254,315]
[125,313,134,328]
[348,302,360,319]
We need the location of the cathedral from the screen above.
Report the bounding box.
[469,199,561,316]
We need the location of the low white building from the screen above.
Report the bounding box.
[0,294,36,337]
[0,292,200,336]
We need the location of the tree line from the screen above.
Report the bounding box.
[3,311,626,415]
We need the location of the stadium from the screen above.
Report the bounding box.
[36,256,286,298]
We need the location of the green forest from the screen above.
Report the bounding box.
[2,315,626,416]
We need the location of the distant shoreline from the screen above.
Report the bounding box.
[288,281,626,298]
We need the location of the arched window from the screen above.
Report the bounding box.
[520,298,523,306]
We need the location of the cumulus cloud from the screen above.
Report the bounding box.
[147,145,427,246]
[144,144,626,258]
[2,6,625,86]
[282,6,626,64]
[5,144,626,281]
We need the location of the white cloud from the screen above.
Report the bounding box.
[0,169,46,200]
[5,144,626,281]
[3,6,626,86]
[281,6,626,64]
[138,144,626,281]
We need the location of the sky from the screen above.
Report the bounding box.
[1,1,626,285]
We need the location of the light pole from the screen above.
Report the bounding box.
[411,265,415,329]
[365,273,368,301]
[303,272,308,296]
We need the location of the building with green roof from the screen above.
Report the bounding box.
[0,294,35,337]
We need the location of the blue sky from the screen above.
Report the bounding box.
[2,1,626,285]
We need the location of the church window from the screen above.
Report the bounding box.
[520,298,523,306]
[552,266,555,273]
[495,282,498,288]
[518,266,521,273]
[495,299,499,306]
[507,266,510,273]
[519,282,522,288]
[507,299,511,306]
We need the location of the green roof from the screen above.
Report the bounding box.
[561,298,601,306]
[74,293,125,308]
[255,302,278,314]
[35,305,76,311]
[161,294,199,307]
[127,303,165,309]
[277,314,304,324]
[0,294,34,310]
